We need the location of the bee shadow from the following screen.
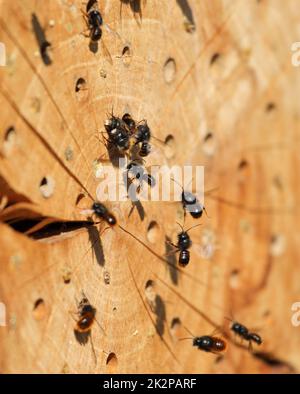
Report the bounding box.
[165,236,179,286]
[107,142,126,168]
[176,0,195,29]
[87,226,105,267]
[74,329,91,345]
[89,41,99,54]
[154,294,166,337]
[31,13,52,65]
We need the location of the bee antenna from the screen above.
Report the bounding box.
[176,221,184,232]
[186,223,202,233]
[203,206,210,218]
[95,318,106,336]
[183,325,195,337]
[178,337,193,341]
[170,177,183,191]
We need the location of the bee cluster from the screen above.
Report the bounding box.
[16,0,268,371]
[104,113,151,158]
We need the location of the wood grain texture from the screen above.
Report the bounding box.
[0,0,300,373]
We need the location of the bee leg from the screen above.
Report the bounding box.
[89,333,97,366]
[248,340,253,352]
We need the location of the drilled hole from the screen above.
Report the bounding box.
[145,280,156,307]
[171,317,181,329]
[265,102,276,113]
[106,352,118,373]
[113,307,117,313]
[33,298,46,320]
[147,221,159,243]
[270,234,286,257]
[39,176,55,198]
[164,134,176,159]
[3,126,17,155]
[238,159,249,170]
[75,78,88,101]
[229,269,240,289]
[202,132,216,156]
[122,46,131,66]
[75,193,86,207]
[170,317,182,341]
[163,58,176,84]
[210,52,221,66]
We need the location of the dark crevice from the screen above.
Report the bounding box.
[7,217,94,240]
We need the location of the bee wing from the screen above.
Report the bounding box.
[100,40,113,65]
[103,22,123,42]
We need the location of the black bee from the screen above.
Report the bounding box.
[122,113,136,133]
[171,178,207,219]
[193,335,227,353]
[82,4,103,42]
[167,223,201,267]
[73,292,105,365]
[135,121,151,143]
[180,326,227,354]
[91,202,117,226]
[139,141,151,157]
[126,160,156,195]
[104,115,130,151]
[228,319,263,350]
[75,294,97,333]
[134,121,151,157]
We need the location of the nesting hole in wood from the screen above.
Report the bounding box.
[3,126,17,155]
[122,46,131,66]
[75,78,88,101]
[265,102,276,113]
[202,132,216,156]
[210,52,221,66]
[147,221,159,243]
[39,176,55,198]
[106,352,118,372]
[270,234,286,257]
[163,58,176,84]
[170,317,182,341]
[33,298,46,320]
[229,269,240,289]
[75,193,88,210]
[238,159,249,171]
[164,134,176,159]
[145,280,156,306]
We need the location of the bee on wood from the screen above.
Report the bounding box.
[171,178,208,219]
[82,1,103,42]
[166,222,201,267]
[192,335,227,353]
[104,114,130,152]
[125,160,156,201]
[75,293,97,333]
[227,318,263,350]
[81,1,122,63]
[180,326,227,355]
[80,201,117,226]
[72,292,105,365]
[122,113,136,133]
[91,201,117,226]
